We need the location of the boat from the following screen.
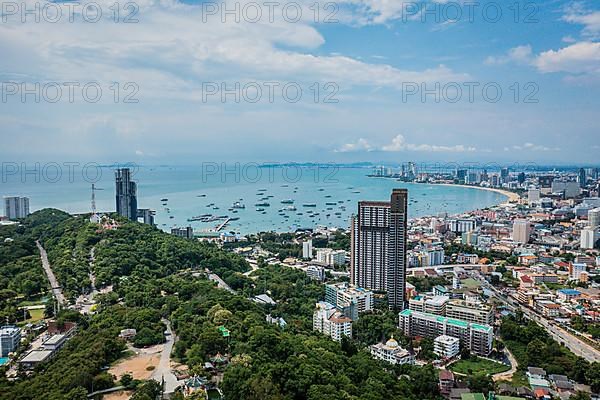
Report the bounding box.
[160,198,168,202]
[282,206,296,211]
[318,188,324,191]
[325,202,337,206]
[256,208,265,212]
[303,203,317,207]
[232,201,245,209]
[197,194,207,197]
[255,202,270,207]
[281,199,294,204]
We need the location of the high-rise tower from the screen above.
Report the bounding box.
[351,189,408,309]
[115,168,137,221]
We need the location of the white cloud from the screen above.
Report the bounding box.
[563,6,600,38]
[335,138,374,152]
[512,142,559,152]
[484,45,532,65]
[336,134,476,153]
[533,41,600,74]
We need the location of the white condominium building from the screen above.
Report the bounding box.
[445,300,494,326]
[325,282,373,320]
[409,295,449,315]
[399,309,493,356]
[434,335,460,359]
[313,302,352,342]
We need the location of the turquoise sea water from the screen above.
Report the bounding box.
[1,165,505,234]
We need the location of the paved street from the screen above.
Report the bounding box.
[151,319,181,394]
[36,240,67,308]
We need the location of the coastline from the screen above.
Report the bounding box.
[431,183,520,206]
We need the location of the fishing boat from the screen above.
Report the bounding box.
[255,202,270,207]
[232,201,245,209]
[256,208,265,212]
[303,203,317,207]
[160,198,168,202]
[325,202,337,206]
[281,199,294,204]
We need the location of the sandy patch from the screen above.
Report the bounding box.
[109,345,162,381]
[102,390,134,400]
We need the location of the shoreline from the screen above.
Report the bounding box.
[429,183,520,206]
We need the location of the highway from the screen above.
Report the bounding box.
[36,240,67,309]
[470,271,600,363]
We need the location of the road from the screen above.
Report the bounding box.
[151,319,180,394]
[470,271,600,363]
[493,348,518,382]
[36,240,67,309]
[205,269,237,294]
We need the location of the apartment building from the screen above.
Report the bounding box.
[399,309,493,356]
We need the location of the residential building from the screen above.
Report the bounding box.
[302,240,313,259]
[3,196,29,220]
[536,301,561,318]
[589,208,600,229]
[115,168,137,221]
[306,265,325,282]
[434,335,460,359]
[351,189,408,309]
[512,219,531,244]
[439,369,455,396]
[528,188,541,204]
[316,248,346,266]
[313,302,352,342]
[448,219,478,234]
[409,295,449,315]
[369,337,414,365]
[570,263,587,281]
[399,309,493,356]
[325,282,373,320]
[0,325,21,357]
[171,226,194,239]
[446,300,494,325]
[581,228,597,250]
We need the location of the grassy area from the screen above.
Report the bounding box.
[460,278,481,289]
[16,308,46,327]
[449,357,510,375]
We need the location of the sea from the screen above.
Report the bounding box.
[1,164,506,234]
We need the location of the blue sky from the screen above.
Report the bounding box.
[1,0,599,164]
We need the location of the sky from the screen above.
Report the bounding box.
[1,0,599,165]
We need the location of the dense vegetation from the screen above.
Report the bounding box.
[0,210,447,400]
[0,209,71,323]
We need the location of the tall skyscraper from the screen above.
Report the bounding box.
[512,219,531,244]
[115,168,137,221]
[579,168,587,188]
[351,189,408,309]
[589,208,600,229]
[3,196,30,220]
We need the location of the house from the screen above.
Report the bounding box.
[527,367,547,380]
[439,369,455,396]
